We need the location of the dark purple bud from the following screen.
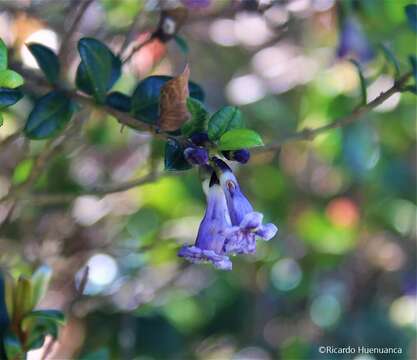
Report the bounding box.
[223,149,250,164]
[184,146,209,165]
[337,17,374,64]
[190,132,209,146]
[233,149,250,164]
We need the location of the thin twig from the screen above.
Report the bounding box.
[118,9,144,57]
[1,115,84,204]
[26,170,170,205]
[0,131,22,150]
[258,72,413,152]
[2,67,411,206]
[59,0,94,60]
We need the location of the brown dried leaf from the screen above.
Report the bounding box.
[159,65,190,132]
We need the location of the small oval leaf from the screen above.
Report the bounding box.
[30,265,52,309]
[76,38,121,103]
[380,44,400,78]
[0,38,7,70]
[218,128,264,151]
[181,97,208,136]
[28,43,60,84]
[208,106,243,141]
[106,91,131,112]
[350,59,367,105]
[0,87,23,110]
[405,4,417,33]
[0,69,24,89]
[164,139,192,171]
[24,91,75,140]
[0,274,9,334]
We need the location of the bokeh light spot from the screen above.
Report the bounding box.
[310,294,341,327]
[271,258,302,291]
[326,197,359,228]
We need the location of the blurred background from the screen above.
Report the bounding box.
[0,0,416,359]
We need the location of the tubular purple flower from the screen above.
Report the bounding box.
[184,146,209,165]
[213,158,278,254]
[337,17,374,63]
[178,175,232,270]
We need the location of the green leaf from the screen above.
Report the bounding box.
[350,59,367,105]
[208,106,243,141]
[164,139,192,171]
[0,38,7,70]
[405,4,417,33]
[12,159,34,185]
[75,61,94,95]
[181,98,208,136]
[30,265,52,309]
[410,55,417,82]
[0,112,3,127]
[24,317,61,350]
[24,91,75,140]
[131,75,205,124]
[405,85,417,94]
[23,310,65,325]
[14,276,32,320]
[3,273,15,321]
[80,348,110,360]
[4,332,24,360]
[106,91,131,112]
[0,69,24,89]
[174,35,189,54]
[218,128,264,151]
[28,43,60,84]
[0,274,9,333]
[76,37,121,103]
[380,44,400,78]
[0,88,23,110]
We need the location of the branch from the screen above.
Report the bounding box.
[1,115,84,204]
[117,9,144,57]
[59,0,94,60]
[2,65,411,205]
[26,170,172,205]
[259,72,413,152]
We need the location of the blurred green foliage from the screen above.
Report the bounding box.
[0,0,416,359]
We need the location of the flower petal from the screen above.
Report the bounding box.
[240,211,263,230]
[224,230,256,255]
[256,223,278,241]
[178,246,232,270]
[184,146,209,165]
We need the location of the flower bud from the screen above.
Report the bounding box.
[190,132,209,146]
[184,146,209,165]
[222,149,250,164]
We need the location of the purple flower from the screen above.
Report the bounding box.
[337,17,374,63]
[223,149,251,164]
[213,158,278,254]
[190,132,209,146]
[178,176,232,270]
[184,146,209,165]
[223,212,278,254]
